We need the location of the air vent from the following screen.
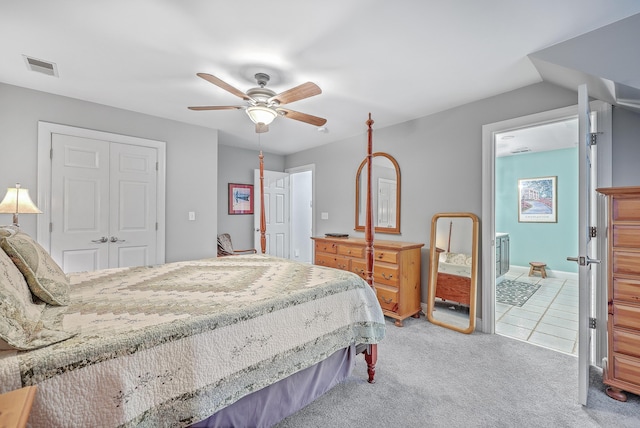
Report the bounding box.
[23,55,58,77]
[510,147,531,154]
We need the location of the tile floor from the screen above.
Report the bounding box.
[496,272,579,355]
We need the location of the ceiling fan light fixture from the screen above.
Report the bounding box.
[246,105,278,125]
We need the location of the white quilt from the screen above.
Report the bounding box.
[0,255,385,427]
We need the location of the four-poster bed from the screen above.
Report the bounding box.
[0,116,384,427]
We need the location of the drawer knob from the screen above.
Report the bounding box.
[381,296,393,304]
[382,273,393,280]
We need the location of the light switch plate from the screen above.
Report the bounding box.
[188,211,196,221]
[321,212,329,220]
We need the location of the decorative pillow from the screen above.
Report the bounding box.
[1,230,70,306]
[0,247,74,350]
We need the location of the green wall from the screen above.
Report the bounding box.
[496,147,578,274]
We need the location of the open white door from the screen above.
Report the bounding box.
[254,169,290,258]
[569,84,599,406]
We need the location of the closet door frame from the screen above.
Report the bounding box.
[36,121,166,265]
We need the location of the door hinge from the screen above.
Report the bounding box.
[49,222,53,233]
[155,222,158,231]
[589,317,597,329]
[50,148,53,159]
[156,162,159,171]
[590,226,597,238]
[590,132,597,146]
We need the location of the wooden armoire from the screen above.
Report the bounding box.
[597,186,640,402]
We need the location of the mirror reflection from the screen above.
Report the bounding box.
[355,152,401,234]
[427,212,479,334]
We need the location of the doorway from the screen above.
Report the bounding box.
[493,117,580,355]
[482,102,612,362]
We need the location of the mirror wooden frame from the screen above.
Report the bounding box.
[355,152,401,234]
[427,212,479,334]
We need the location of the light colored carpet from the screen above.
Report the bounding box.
[276,316,639,428]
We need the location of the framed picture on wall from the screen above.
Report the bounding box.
[228,183,254,215]
[518,176,557,223]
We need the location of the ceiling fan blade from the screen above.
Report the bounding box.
[188,106,243,111]
[196,73,253,101]
[269,82,321,105]
[277,108,327,126]
[255,123,269,133]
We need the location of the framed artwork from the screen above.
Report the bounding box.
[518,176,557,223]
[228,183,254,215]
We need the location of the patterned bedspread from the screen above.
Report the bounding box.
[0,255,385,427]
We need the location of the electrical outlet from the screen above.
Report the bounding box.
[321,212,329,220]
[188,211,196,221]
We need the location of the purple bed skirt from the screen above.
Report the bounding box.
[191,345,355,428]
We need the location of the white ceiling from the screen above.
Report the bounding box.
[2,1,640,155]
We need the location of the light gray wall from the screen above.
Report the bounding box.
[286,81,580,305]
[612,106,640,186]
[0,82,218,263]
[217,144,285,250]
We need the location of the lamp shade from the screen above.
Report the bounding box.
[246,105,278,125]
[0,185,42,225]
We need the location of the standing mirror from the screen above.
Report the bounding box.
[355,152,401,234]
[427,212,479,334]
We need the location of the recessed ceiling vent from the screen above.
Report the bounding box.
[510,147,531,154]
[23,55,58,77]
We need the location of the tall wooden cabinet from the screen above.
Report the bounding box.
[597,186,640,402]
[312,237,424,327]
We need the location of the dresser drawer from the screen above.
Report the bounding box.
[376,285,399,312]
[613,303,640,331]
[315,241,337,254]
[613,251,640,276]
[315,253,338,268]
[613,278,640,304]
[613,225,640,249]
[374,264,400,287]
[613,328,640,359]
[613,197,640,222]
[337,245,364,258]
[334,257,351,271]
[374,249,399,264]
[351,259,367,280]
[611,353,640,387]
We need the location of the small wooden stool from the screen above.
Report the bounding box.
[529,262,547,278]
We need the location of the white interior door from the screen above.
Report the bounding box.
[51,134,110,272]
[109,143,158,268]
[377,178,396,228]
[50,134,157,272]
[254,170,290,258]
[572,84,598,406]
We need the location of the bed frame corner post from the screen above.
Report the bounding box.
[365,344,377,383]
[259,150,266,254]
[365,113,375,288]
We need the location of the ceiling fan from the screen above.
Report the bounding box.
[189,72,327,133]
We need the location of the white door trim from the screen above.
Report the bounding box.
[37,121,166,264]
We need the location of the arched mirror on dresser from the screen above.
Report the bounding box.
[355,152,401,234]
[427,212,479,334]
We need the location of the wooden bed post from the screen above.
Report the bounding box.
[364,113,377,383]
[259,151,266,254]
[365,113,374,288]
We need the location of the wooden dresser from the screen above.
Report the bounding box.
[597,186,640,402]
[312,236,424,327]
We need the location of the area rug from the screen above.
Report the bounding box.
[496,279,542,307]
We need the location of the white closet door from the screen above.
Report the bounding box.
[51,134,110,272]
[50,135,158,272]
[109,143,157,268]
